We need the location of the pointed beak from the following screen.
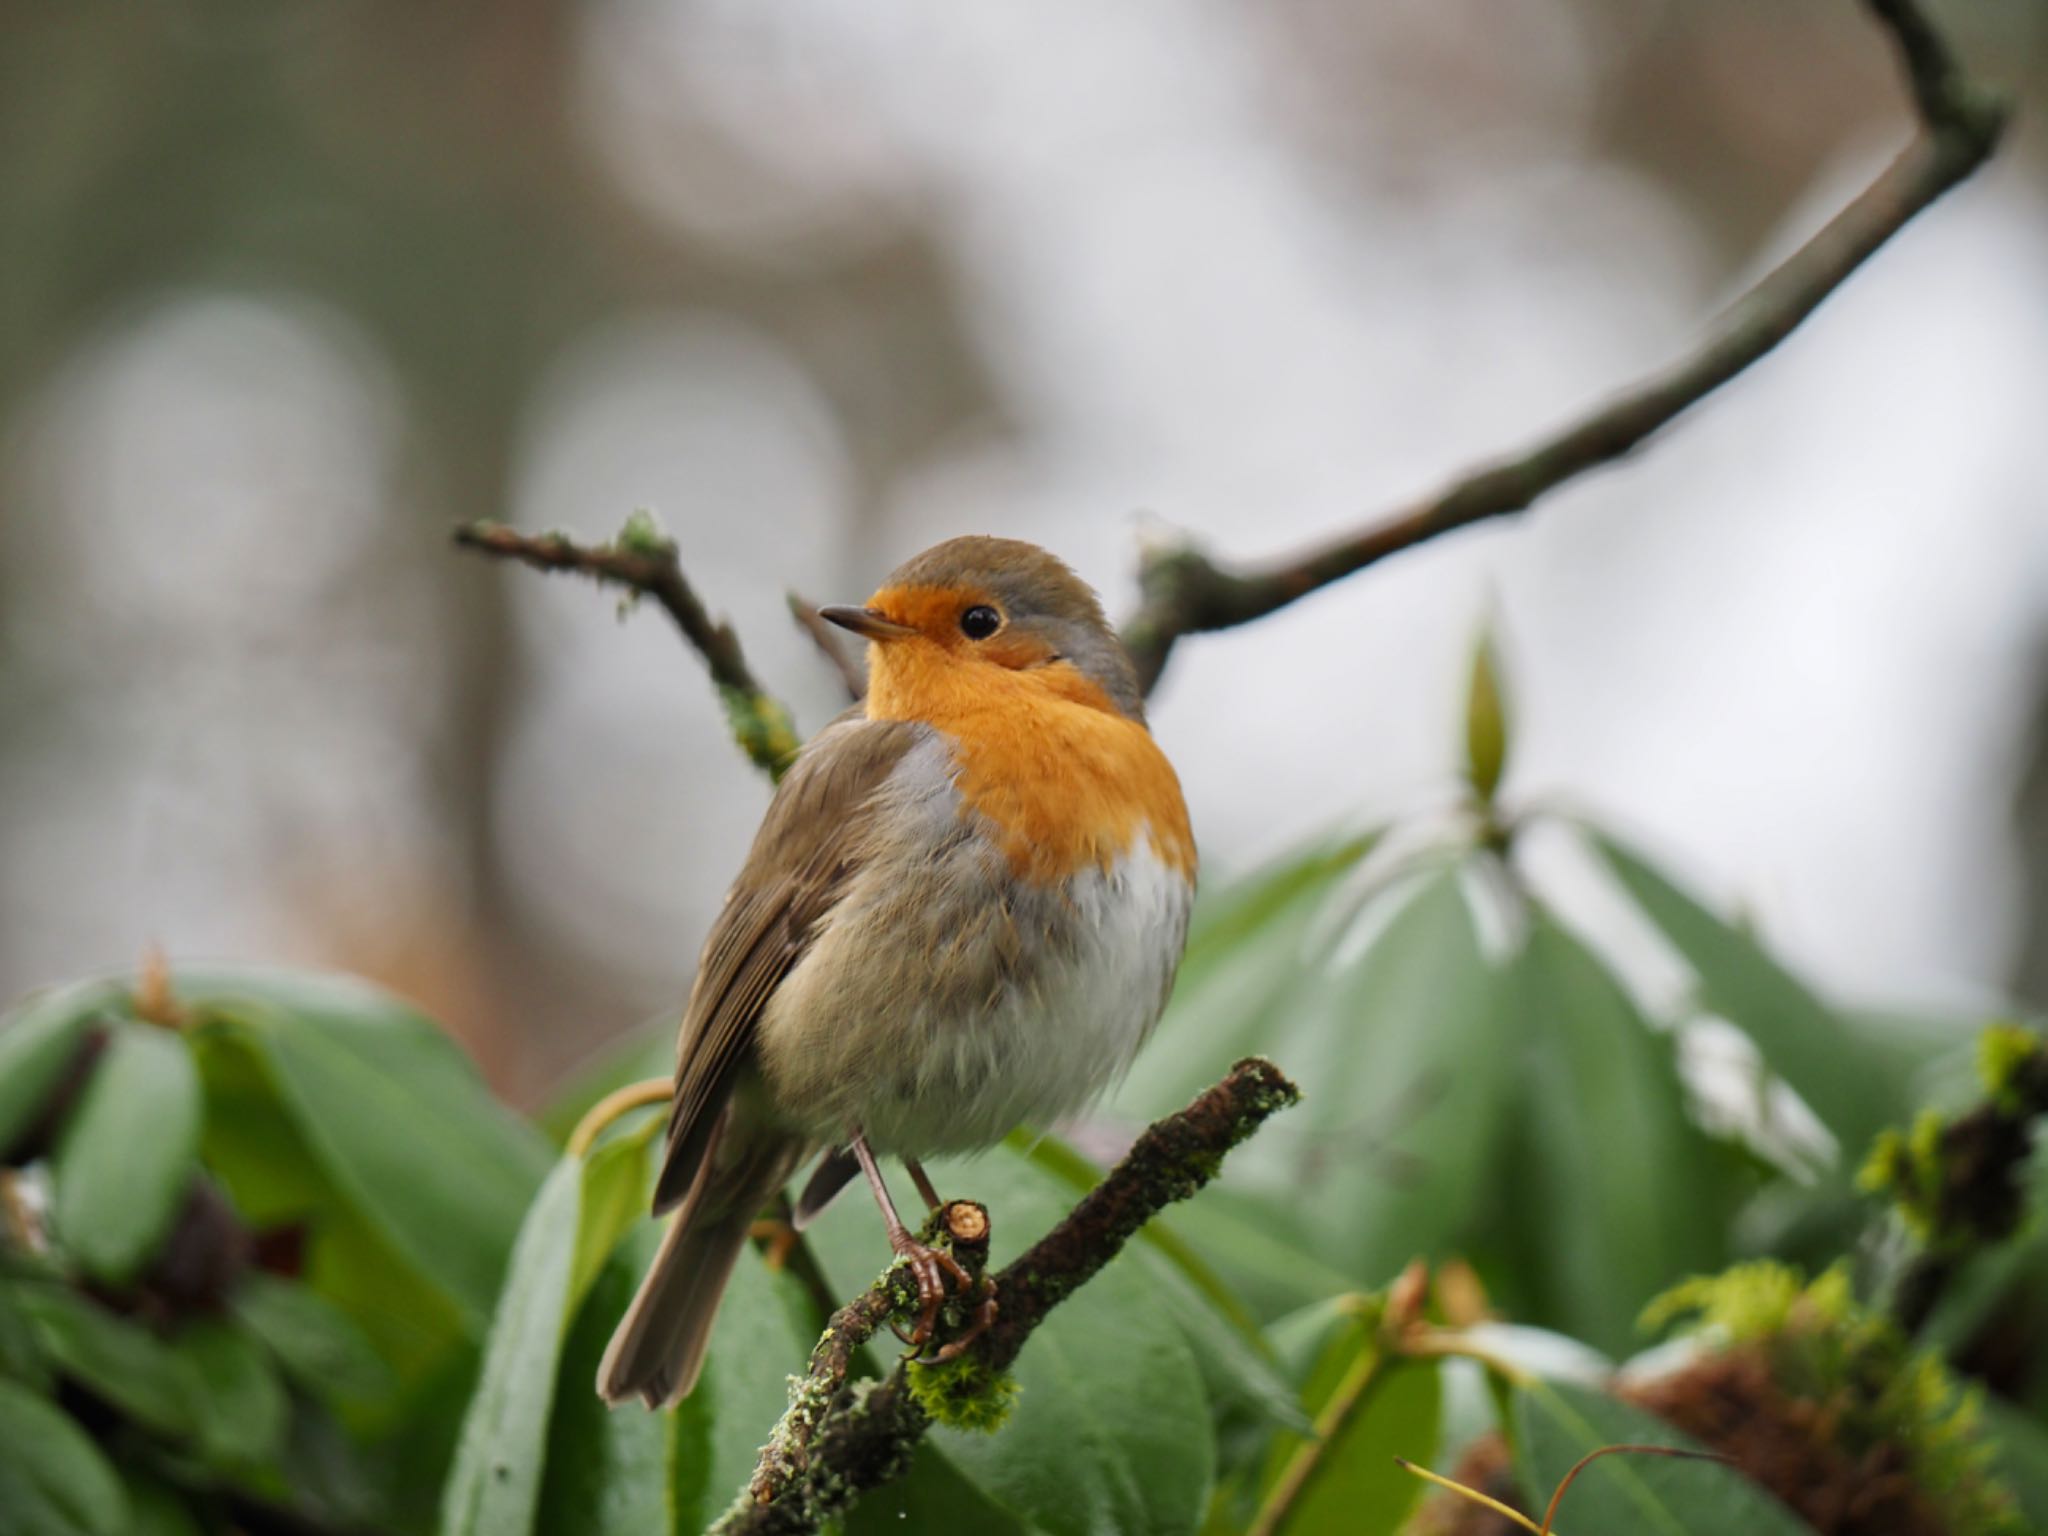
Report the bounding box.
[818,605,917,641]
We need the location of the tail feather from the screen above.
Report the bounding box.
[598,1124,802,1408]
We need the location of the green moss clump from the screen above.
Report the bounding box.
[1645,1262,2024,1536]
[1978,1021,2045,1111]
[1859,1110,1949,1241]
[904,1353,1019,1434]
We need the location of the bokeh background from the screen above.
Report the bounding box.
[4,0,2047,1104]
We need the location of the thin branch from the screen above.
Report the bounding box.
[785,591,865,701]
[453,516,802,780]
[745,1200,990,1504]
[1539,1445,1734,1535]
[715,1057,1302,1536]
[1119,0,2009,693]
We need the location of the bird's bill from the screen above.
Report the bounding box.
[818,605,918,641]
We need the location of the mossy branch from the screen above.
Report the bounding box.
[714,1057,1301,1536]
[1119,0,2007,693]
[453,514,801,781]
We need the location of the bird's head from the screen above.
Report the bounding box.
[821,536,1144,723]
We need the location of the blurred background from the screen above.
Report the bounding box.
[3,0,2046,1105]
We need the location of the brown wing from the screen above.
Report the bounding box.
[651,711,926,1213]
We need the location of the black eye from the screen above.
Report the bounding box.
[960,605,1002,640]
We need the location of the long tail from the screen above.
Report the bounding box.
[597,1124,798,1408]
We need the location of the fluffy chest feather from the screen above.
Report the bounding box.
[863,641,1197,884]
[756,730,1195,1155]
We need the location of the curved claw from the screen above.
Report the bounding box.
[889,1235,988,1357]
[923,1285,999,1363]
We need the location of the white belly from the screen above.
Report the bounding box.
[759,819,1194,1157]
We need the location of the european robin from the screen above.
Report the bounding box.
[598,536,1196,1407]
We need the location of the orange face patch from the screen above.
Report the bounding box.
[864,583,1057,671]
[859,599,1196,885]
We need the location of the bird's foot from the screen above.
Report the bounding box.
[886,1230,997,1359]
[922,1280,999,1363]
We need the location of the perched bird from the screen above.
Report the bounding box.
[598,536,1196,1408]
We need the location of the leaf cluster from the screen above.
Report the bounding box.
[2,639,2046,1535]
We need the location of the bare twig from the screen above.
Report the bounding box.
[1119,0,2008,693]
[453,516,802,779]
[715,1058,1301,1536]
[1539,1445,1735,1534]
[785,591,865,701]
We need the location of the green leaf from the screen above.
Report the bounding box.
[232,1272,396,1406]
[570,1123,661,1308]
[1112,833,1380,1145]
[0,981,121,1161]
[190,976,550,1325]
[186,1023,334,1227]
[1287,869,1505,1281]
[1154,1260,1312,1445]
[121,1473,204,1536]
[1145,1194,1362,1319]
[50,1024,201,1284]
[191,1017,460,1415]
[1011,1131,1264,1340]
[1497,913,1724,1354]
[172,1317,289,1471]
[0,1274,54,1391]
[1254,1352,1441,1536]
[1589,830,1895,1160]
[1513,1378,1817,1536]
[936,1267,1213,1536]
[540,1214,830,1535]
[1983,1397,2048,1531]
[442,1128,658,1536]
[16,1284,200,1439]
[537,1250,677,1536]
[0,1377,129,1536]
[1007,1131,1305,1449]
[1133,866,1505,1293]
[300,1202,472,1415]
[439,1156,588,1536]
[845,1440,1042,1536]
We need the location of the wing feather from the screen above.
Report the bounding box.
[652,712,927,1212]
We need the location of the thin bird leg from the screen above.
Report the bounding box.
[893,1155,1000,1362]
[849,1131,973,1350]
[904,1158,944,1214]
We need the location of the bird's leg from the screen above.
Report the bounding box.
[904,1157,944,1214]
[849,1131,972,1350]
[896,1155,999,1359]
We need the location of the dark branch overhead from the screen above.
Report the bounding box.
[1117,0,2008,695]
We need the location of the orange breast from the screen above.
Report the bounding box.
[864,643,1196,884]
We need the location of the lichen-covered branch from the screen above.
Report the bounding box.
[714,1057,1301,1536]
[1119,0,2008,694]
[453,515,802,780]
